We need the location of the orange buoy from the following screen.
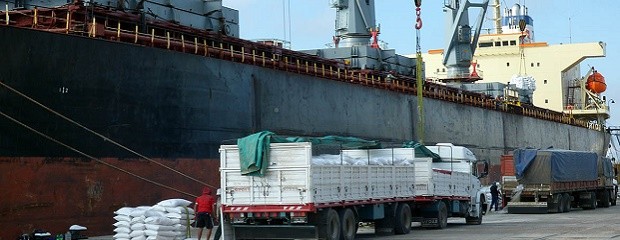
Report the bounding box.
[586,70,606,93]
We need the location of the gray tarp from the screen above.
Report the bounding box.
[514,149,598,184]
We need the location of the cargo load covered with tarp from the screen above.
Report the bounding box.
[236,131,440,176]
[514,149,598,184]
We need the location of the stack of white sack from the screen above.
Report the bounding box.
[113,206,140,240]
[511,75,536,90]
[311,149,415,166]
[311,154,344,165]
[113,199,195,240]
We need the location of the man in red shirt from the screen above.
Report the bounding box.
[194,187,216,240]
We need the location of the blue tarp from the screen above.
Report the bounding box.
[514,148,598,183]
[514,148,538,178]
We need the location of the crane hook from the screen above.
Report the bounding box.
[415,7,423,30]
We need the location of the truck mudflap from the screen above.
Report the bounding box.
[232,225,317,239]
[506,202,549,214]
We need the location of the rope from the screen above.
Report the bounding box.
[0,80,215,189]
[0,109,197,198]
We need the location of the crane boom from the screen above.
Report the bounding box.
[442,0,489,81]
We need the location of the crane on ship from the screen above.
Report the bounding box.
[442,0,490,83]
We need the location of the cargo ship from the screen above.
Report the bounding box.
[0,0,609,238]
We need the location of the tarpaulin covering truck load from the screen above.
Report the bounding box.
[218,132,487,240]
[506,149,617,214]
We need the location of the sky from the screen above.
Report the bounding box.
[224,0,620,146]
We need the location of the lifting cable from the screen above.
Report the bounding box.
[0,80,215,191]
[0,109,197,198]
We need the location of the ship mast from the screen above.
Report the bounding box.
[492,0,502,34]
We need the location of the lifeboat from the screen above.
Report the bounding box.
[586,70,606,93]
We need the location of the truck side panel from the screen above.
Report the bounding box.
[220,143,313,205]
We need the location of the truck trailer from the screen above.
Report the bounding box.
[506,149,617,214]
[219,136,487,240]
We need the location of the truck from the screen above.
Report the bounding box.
[506,149,617,214]
[219,135,487,240]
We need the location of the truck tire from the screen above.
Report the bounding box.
[591,192,598,209]
[437,201,448,229]
[562,193,571,212]
[583,192,597,210]
[601,190,610,208]
[339,208,357,240]
[612,189,617,206]
[317,208,341,240]
[394,203,412,234]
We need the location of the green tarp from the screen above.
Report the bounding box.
[402,140,442,162]
[237,131,274,176]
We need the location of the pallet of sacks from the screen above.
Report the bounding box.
[113,199,196,240]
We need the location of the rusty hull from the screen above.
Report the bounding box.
[0,157,219,240]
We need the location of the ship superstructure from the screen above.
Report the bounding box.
[423,1,610,127]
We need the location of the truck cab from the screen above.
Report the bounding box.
[426,143,488,178]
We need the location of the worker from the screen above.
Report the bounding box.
[194,187,216,240]
[490,182,500,211]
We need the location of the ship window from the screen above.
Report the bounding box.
[437,68,440,73]
[510,40,517,45]
[442,68,446,72]
[495,41,501,46]
[537,62,540,67]
[507,62,510,67]
[479,42,493,48]
[531,63,534,67]
[544,79,548,84]
[502,41,509,46]
[545,99,549,103]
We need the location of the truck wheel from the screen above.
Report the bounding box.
[317,209,341,240]
[601,190,610,208]
[592,192,598,209]
[339,208,357,240]
[394,203,412,234]
[584,192,598,210]
[562,193,571,212]
[437,201,448,229]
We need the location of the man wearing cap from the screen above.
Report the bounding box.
[194,187,216,240]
